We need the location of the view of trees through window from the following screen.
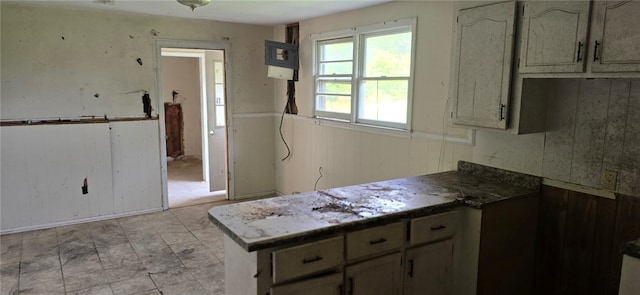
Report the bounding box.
[315,26,413,128]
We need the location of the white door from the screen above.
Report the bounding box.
[207,56,227,192]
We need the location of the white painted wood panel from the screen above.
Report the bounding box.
[404,239,454,295]
[451,1,516,129]
[590,1,640,72]
[519,1,591,73]
[0,123,113,232]
[542,79,580,182]
[542,79,640,196]
[110,120,162,213]
[345,252,402,295]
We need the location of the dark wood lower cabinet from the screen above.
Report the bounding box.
[533,186,640,295]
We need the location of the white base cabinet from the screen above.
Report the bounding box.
[404,239,454,295]
[346,253,403,295]
[270,273,343,295]
[223,210,460,295]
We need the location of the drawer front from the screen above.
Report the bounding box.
[346,222,404,261]
[272,236,344,284]
[271,273,343,295]
[410,211,458,245]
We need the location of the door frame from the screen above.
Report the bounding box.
[154,39,235,210]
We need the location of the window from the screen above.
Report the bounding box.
[313,18,416,130]
[214,61,226,127]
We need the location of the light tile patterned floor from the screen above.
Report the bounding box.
[0,203,225,295]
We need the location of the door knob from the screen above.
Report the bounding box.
[209,130,215,135]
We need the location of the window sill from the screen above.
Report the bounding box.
[313,116,411,139]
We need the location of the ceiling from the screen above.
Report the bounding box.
[7,0,394,25]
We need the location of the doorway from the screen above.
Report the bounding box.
[159,47,230,208]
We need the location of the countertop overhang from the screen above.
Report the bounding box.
[208,161,541,252]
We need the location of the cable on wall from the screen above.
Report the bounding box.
[279,100,292,161]
[314,167,324,191]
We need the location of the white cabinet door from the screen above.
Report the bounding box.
[270,273,343,295]
[451,1,516,129]
[403,239,454,295]
[345,253,402,295]
[519,1,591,73]
[590,0,640,72]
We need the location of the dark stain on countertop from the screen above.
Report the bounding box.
[209,161,542,252]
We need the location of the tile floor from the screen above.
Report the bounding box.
[0,203,225,295]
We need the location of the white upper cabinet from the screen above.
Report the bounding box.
[590,1,640,72]
[451,1,516,129]
[519,1,591,73]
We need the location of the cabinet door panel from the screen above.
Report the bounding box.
[346,253,402,295]
[590,1,640,72]
[452,1,516,129]
[404,239,454,295]
[519,1,591,73]
[270,273,343,295]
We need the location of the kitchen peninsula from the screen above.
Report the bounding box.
[209,161,541,294]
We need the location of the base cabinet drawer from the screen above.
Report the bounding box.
[346,222,404,260]
[272,236,344,283]
[270,273,343,295]
[410,211,458,245]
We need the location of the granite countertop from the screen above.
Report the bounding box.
[623,238,640,259]
[208,161,541,252]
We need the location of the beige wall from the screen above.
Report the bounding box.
[273,1,475,195]
[274,0,639,198]
[0,3,276,231]
[162,56,202,158]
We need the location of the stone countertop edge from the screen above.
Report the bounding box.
[208,201,461,252]
[622,238,640,259]
[209,161,542,252]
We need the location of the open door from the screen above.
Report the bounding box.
[206,53,227,192]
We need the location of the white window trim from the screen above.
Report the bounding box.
[311,17,417,131]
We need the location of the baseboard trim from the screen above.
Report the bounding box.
[0,207,164,235]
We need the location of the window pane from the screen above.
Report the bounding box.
[316,95,351,114]
[363,31,412,77]
[214,61,224,81]
[318,80,351,95]
[215,84,225,106]
[216,106,225,126]
[358,80,408,124]
[319,41,353,62]
[320,61,352,75]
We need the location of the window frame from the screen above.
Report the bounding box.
[312,18,417,130]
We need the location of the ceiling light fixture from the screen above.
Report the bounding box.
[177,0,211,11]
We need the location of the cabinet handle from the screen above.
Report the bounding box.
[348,278,354,295]
[431,225,447,231]
[369,238,387,245]
[408,259,414,277]
[302,256,323,264]
[576,41,583,62]
[499,104,506,121]
[338,284,343,295]
[593,40,600,62]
